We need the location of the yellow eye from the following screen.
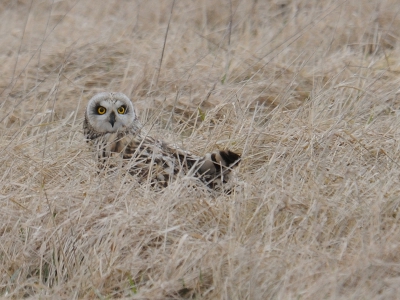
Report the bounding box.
[97,106,106,115]
[117,106,125,114]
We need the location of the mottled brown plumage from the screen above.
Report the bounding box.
[83,92,240,189]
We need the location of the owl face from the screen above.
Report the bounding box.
[85,92,136,133]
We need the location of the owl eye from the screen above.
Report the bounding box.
[97,106,106,115]
[117,106,126,114]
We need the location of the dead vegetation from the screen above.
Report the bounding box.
[1,0,400,298]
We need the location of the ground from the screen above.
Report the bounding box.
[1,0,400,299]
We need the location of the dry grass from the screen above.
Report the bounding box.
[1,0,400,298]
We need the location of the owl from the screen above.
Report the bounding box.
[83,92,240,190]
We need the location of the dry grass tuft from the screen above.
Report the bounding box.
[1,0,400,298]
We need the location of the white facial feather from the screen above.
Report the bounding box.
[85,92,136,133]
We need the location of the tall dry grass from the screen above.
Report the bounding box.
[1,0,400,298]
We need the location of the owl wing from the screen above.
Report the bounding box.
[118,131,240,188]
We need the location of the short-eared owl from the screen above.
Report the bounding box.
[83,92,240,190]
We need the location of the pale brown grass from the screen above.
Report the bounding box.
[1,0,400,298]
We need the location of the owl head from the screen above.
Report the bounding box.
[85,92,136,133]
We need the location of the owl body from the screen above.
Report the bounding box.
[83,92,240,189]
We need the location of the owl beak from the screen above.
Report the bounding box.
[109,111,116,127]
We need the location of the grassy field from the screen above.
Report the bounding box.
[1,0,400,298]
